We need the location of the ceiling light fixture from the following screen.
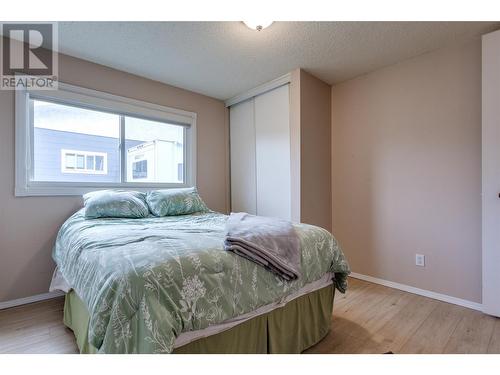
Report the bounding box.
[243,21,273,31]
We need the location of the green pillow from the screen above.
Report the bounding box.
[146,187,209,216]
[83,190,149,219]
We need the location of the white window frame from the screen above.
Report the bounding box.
[61,149,108,175]
[15,81,197,196]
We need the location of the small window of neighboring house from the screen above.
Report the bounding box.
[86,155,94,170]
[132,159,148,179]
[65,153,76,169]
[61,150,108,175]
[15,81,196,196]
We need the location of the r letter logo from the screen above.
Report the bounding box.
[1,22,58,90]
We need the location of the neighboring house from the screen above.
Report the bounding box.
[34,128,183,183]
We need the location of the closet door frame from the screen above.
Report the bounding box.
[229,98,257,214]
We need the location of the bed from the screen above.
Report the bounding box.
[52,210,350,354]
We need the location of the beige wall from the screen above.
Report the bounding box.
[331,39,482,302]
[299,70,332,231]
[289,69,332,231]
[0,53,229,302]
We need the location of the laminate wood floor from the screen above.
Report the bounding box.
[1,277,499,354]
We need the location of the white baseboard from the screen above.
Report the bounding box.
[0,290,65,310]
[0,275,483,312]
[349,272,483,311]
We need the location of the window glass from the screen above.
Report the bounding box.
[28,95,190,191]
[33,99,120,182]
[132,160,148,179]
[76,155,85,169]
[95,156,104,171]
[86,155,94,170]
[65,153,75,169]
[125,116,185,183]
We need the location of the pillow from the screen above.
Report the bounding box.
[146,187,209,217]
[83,190,149,219]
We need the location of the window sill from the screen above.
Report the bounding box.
[15,182,192,197]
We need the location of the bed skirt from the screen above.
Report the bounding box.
[63,284,335,354]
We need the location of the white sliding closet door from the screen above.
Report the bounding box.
[230,99,257,214]
[254,85,291,220]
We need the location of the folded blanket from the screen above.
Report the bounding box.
[224,212,301,280]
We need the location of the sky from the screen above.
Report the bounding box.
[33,99,184,143]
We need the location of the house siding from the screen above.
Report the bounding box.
[34,128,141,182]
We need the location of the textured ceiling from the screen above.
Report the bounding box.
[52,22,500,100]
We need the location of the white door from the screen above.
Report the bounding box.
[482,30,500,317]
[230,99,257,214]
[254,85,291,220]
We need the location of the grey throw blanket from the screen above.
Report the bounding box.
[224,212,301,280]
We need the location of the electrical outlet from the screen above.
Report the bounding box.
[415,254,425,267]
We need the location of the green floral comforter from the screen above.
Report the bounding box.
[53,210,350,353]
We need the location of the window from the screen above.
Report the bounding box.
[61,150,108,174]
[132,160,148,179]
[86,155,95,170]
[33,99,120,183]
[15,81,196,196]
